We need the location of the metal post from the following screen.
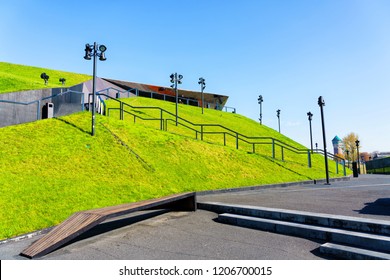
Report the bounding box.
[308,150,312,168]
[91,42,97,136]
[170,73,182,126]
[175,75,178,126]
[260,101,262,124]
[307,112,313,153]
[201,84,204,114]
[120,102,124,120]
[318,96,330,185]
[160,110,163,130]
[356,140,360,174]
[277,109,281,133]
[343,159,346,176]
[272,139,275,159]
[258,95,263,125]
[84,42,106,136]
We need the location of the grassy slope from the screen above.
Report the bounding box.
[0,97,348,239]
[0,62,91,94]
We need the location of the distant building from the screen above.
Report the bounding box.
[332,135,343,156]
[371,151,390,160]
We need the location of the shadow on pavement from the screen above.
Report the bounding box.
[43,209,170,256]
[355,198,390,216]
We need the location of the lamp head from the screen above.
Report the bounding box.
[99,45,107,52]
[98,45,107,61]
[318,96,325,106]
[84,44,92,60]
[99,52,106,61]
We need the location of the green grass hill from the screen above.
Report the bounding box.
[0,63,349,240]
[0,62,91,94]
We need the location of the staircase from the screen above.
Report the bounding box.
[198,202,390,260]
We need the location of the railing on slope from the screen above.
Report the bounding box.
[99,93,346,175]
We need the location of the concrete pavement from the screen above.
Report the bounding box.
[0,174,389,260]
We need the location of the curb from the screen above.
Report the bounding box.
[197,176,351,196]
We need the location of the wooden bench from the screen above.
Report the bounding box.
[20,192,196,259]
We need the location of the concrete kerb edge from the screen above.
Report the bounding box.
[0,227,54,246]
[196,176,352,196]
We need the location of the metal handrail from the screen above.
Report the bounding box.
[101,93,347,175]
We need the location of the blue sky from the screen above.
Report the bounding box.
[1,0,390,153]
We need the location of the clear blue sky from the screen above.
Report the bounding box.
[1,0,389,153]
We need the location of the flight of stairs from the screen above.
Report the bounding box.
[198,202,390,259]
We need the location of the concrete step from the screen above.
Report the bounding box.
[198,202,390,236]
[320,242,390,260]
[217,213,390,254]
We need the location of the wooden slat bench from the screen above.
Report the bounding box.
[20,192,196,259]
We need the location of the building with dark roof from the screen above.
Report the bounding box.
[104,78,229,110]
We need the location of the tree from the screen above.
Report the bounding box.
[342,132,360,162]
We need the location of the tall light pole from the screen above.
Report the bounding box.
[276,109,281,133]
[258,95,263,125]
[170,72,183,125]
[84,42,107,136]
[307,111,313,153]
[318,96,330,185]
[198,77,206,114]
[355,139,360,174]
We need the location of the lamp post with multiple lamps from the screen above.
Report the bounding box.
[318,96,330,185]
[198,77,206,114]
[355,139,360,174]
[276,109,281,132]
[258,95,263,125]
[307,111,313,153]
[84,42,107,136]
[170,73,183,126]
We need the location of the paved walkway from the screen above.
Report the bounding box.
[0,174,389,260]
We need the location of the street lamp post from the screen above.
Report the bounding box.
[355,140,360,174]
[170,72,183,125]
[84,42,107,136]
[276,109,281,132]
[258,95,263,125]
[198,77,206,114]
[307,111,313,153]
[318,96,330,185]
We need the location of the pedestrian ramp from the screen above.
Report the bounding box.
[21,192,196,259]
[198,202,390,260]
